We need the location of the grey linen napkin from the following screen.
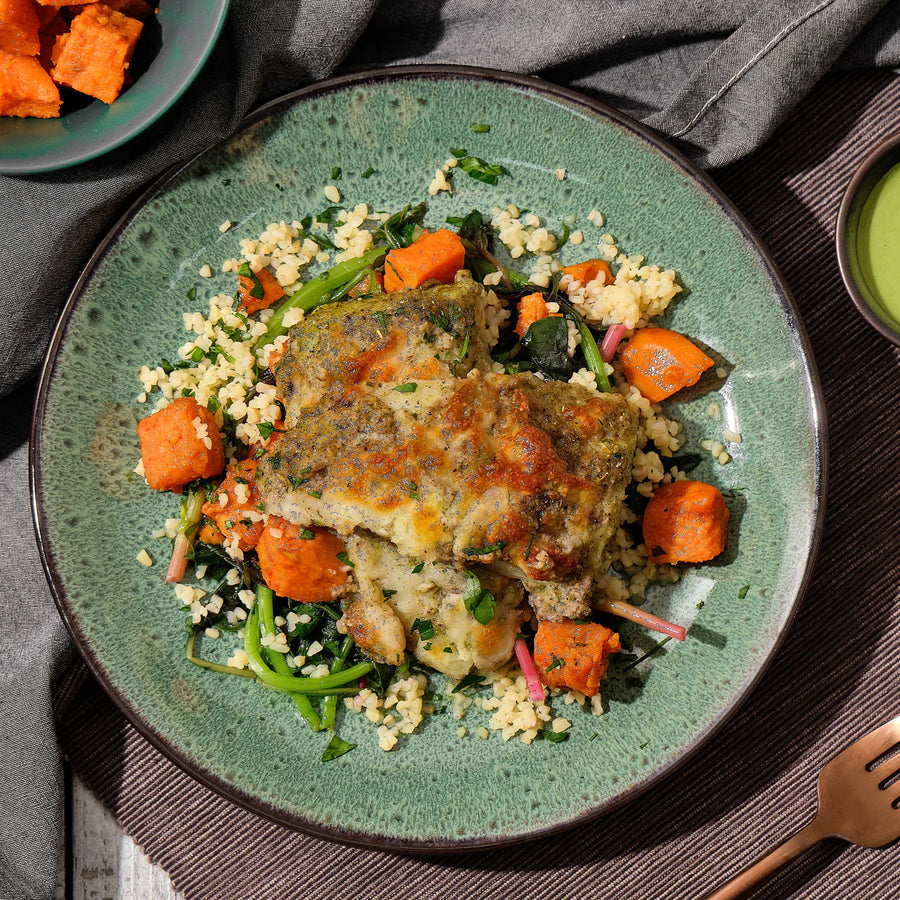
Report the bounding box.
[2,2,900,897]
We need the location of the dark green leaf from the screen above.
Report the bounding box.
[411,618,435,641]
[237,262,265,300]
[541,729,569,743]
[462,570,497,625]
[336,551,354,567]
[322,734,355,761]
[361,167,375,178]
[186,286,196,301]
[331,166,342,180]
[375,202,428,249]
[455,155,507,185]
[452,673,485,694]
[545,655,565,672]
[521,316,576,381]
[298,527,315,540]
[738,584,750,599]
[450,148,467,158]
[463,541,506,556]
[412,562,424,574]
[307,489,323,499]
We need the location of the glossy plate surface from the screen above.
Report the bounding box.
[32,67,826,849]
[0,0,230,174]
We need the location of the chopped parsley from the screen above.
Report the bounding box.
[462,569,497,625]
[470,123,490,133]
[738,584,750,599]
[411,562,425,574]
[394,382,418,393]
[186,286,196,301]
[298,527,315,540]
[336,551,354,568]
[453,152,507,185]
[382,589,397,599]
[237,262,265,300]
[524,532,536,561]
[463,540,506,556]
[307,489,323,499]
[408,480,419,499]
[322,734,354,761]
[374,310,388,331]
[452,673,485,694]
[256,422,281,441]
[541,729,569,744]
[361,167,375,178]
[288,474,309,490]
[411,618,435,641]
[206,396,221,413]
[331,166,342,180]
[545,655,565,673]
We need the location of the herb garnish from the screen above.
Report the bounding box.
[541,729,569,744]
[331,166,342,180]
[738,584,750,599]
[237,262,265,300]
[545,655,565,673]
[452,673,485,694]
[408,480,419,499]
[463,540,506,556]
[394,382,418,393]
[470,123,490,133]
[361,167,375,178]
[322,734,355,761]
[298,527,315,540]
[336,551,354,567]
[411,618,435,641]
[411,562,425,574]
[449,149,507,185]
[462,570,497,625]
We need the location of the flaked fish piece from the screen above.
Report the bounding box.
[341,534,523,679]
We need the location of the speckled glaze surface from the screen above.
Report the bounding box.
[32,67,826,850]
[0,0,229,174]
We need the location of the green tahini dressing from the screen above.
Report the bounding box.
[856,161,900,323]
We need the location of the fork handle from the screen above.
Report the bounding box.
[700,817,830,900]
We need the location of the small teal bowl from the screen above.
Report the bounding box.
[0,0,230,175]
[836,132,900,347]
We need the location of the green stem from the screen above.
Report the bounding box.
[243,606,372,693]
[256,584,322,730]
[578,320,612,392]
[253,246,386,353]
[321,636,355,731]
[186,633,256,678]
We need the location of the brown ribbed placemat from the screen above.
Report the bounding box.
[55,69,900,900]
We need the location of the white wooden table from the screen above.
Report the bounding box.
[59,768,184,900]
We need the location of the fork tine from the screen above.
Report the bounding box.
[857,716,900,766]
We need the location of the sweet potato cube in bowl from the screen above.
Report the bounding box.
[0,49,60,117]
[0,0,41,56]
[51,2,142,104]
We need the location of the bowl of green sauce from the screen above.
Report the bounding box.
[837,133,900,347]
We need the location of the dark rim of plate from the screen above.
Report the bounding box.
[30,64,828,853]
[835,130,900,348]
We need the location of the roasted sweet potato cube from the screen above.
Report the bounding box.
[0,48,60,116]
[0,0,41,55]
[38,11,67,69]
[50,2,141,104]
[137,397,226,493]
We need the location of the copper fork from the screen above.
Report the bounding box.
[702,715,900,900]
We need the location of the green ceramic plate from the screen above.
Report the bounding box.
[0,0,230,174]
[31,67,826,850]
